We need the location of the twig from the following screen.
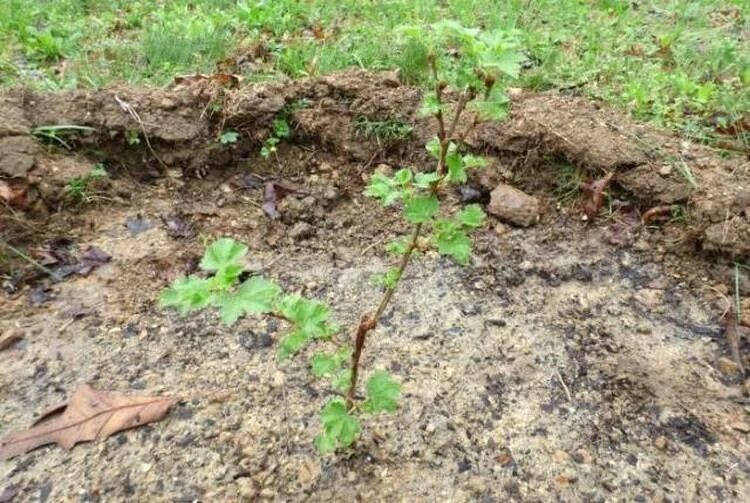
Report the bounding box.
[114,96,167,169]
[0,240,62,281]
[555,370,573,402]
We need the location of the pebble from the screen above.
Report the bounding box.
[654,436,668,450]
[487,183,540,227]
[730,421,750,434]
[466,476,487,494]
[743,379,750,397]
[573,449,593,464]
[658,165,672,176]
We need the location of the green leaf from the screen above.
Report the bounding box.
[419,93,441,117]
[315,398,361,454]
[414,172,441,189]
[364,173,402,206]
[362,370,401,413]
[445,144,466,184]
[273,117,291,138]
[392,168,413,186]
[470,91,510,121]
[160,276,215,314]
[277,329,309,361]
[200,238,248,273]
[219,131,239,144]
[278,295,338,339]
[462,154,488,170]
[213,276,281,325]
[211,264,244,290]
[311,346,352,378]
[456,204,486,229]
[480,44,525,79]
[425,137,441,159]
[385,236,410,255]
[433,220,472,265]
[404,195,439,224]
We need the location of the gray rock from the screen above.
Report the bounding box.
[289,222,314,240]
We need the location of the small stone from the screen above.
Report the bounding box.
[459,186,483,203]
[323,187,339,201]
[346,471,357,483]
[743,379,750,397]
[425,423,436,434]
[466,476,487,494]
[654,436,667,450]
[717,357,742,377]
[552,450,570,463]
[633,288,663,309]
[259,488,275,498]
[572,449,593,464]
[493,223,508,236]
[318,162,333,172]
[488,183,540,227]
[658,165,672,176]
[290,222,314,241]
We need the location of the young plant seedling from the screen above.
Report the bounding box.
[161,22,520,455]
[260,99,310,159]
[65,163,108,203]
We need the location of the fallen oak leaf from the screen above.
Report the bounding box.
[0,385,173,460]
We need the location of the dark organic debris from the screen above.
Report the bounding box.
[262,182,280,219]
[33,243,111,279]
[162,215,195,239]
[0,180,28,209]
[642,205,675,225]
[125,214,154,235]
[722,308,745,375]
[0,485,19,503]
[29,286,52,306]
[0,385,173,460]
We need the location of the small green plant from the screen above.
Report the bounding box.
[32,124,95,150]
[126,128,141,145]
[355,117,413,145]
[65,163,107,202]
[260,99,310,159]
[219,130,240,145]
[161,22,519,455]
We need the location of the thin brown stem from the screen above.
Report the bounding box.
[346,223,423,410]
[446,86,473,140]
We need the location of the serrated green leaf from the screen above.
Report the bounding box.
[315,398,361,454]
[456,204,486,229]
[462,154,488,170]
[273,117,291,138]
[404,195,439,224]
[277,329,309,361]
[364,173,402,206]
[414,172,442,189]
[480,44,525,79]
[419,93,441,117]
[200,238,248,273]
[311,346,351,378]
[426,137,441,159]
[160,276,215,314]
[385,236,410,255]
[213,276,281,325]
[392,168,413,186]
[211,264,244,290]
[362,370,401,413]
[433,220,472,265]
[278,295,338,339]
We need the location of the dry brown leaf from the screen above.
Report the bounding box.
[0,385,173,460]
[580,172,614,217]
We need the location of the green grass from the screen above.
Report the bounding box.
[1,0,748,146]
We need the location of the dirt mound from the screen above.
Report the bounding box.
[1,70,747,259]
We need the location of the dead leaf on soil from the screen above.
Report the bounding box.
[0,332,24,352]
[0,180,29,209]
[0,385,173,460]
[641,205,675,225]
[580,172,614,218]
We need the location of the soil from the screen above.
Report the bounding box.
[1,71,750,501]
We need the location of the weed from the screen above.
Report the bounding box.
[126,129,141,145]
[31,124,95,150]
[65,163,107,203]
[260,99,309,158]
[355,117,413,145]
[219,130,239,145]
[162,22,518,455]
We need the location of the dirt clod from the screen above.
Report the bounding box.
[487,183,540,227]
